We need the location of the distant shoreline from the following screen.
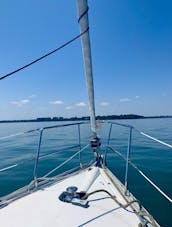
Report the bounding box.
[0,114,172,123]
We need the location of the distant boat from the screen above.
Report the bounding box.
[0,0,171,226]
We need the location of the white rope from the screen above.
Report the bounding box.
[0,132,25,141]
[136,166,172,203]
[139,131,172,149]
[0,129,40,141]
[107,146,172,203]
[43,144,89,177]
[127,153,172,203]
[0,164,18,172]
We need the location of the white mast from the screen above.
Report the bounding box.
[77,0,97,137]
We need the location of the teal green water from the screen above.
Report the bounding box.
[0,119,172,226]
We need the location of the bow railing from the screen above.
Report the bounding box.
[105,121,172,204]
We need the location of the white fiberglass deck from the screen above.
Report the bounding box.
[0,166,141,227]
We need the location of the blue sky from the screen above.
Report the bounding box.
[0,0,172,120]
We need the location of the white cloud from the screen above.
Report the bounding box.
[119,98,131,102]
[11,99,30,106]
[21,99,30,104]
[65,106,73,110]
[100,102,110,106]
[49,100,64,105]
[28,94,36,99]
[135,96,140,99]
[76,102,87,107]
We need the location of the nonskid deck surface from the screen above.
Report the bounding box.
[0,166,141,227]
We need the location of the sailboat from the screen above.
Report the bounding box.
[0,0,171,226]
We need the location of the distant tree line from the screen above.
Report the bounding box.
[0,114,172,123]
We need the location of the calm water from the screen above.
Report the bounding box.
[0,118,172,226]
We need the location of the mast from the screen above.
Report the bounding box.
[76,0,97,138]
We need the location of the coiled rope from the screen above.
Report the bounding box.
[83,189,157,226]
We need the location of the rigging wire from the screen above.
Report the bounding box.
[0,28,88,81]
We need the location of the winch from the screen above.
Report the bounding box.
[59,186,88,208]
